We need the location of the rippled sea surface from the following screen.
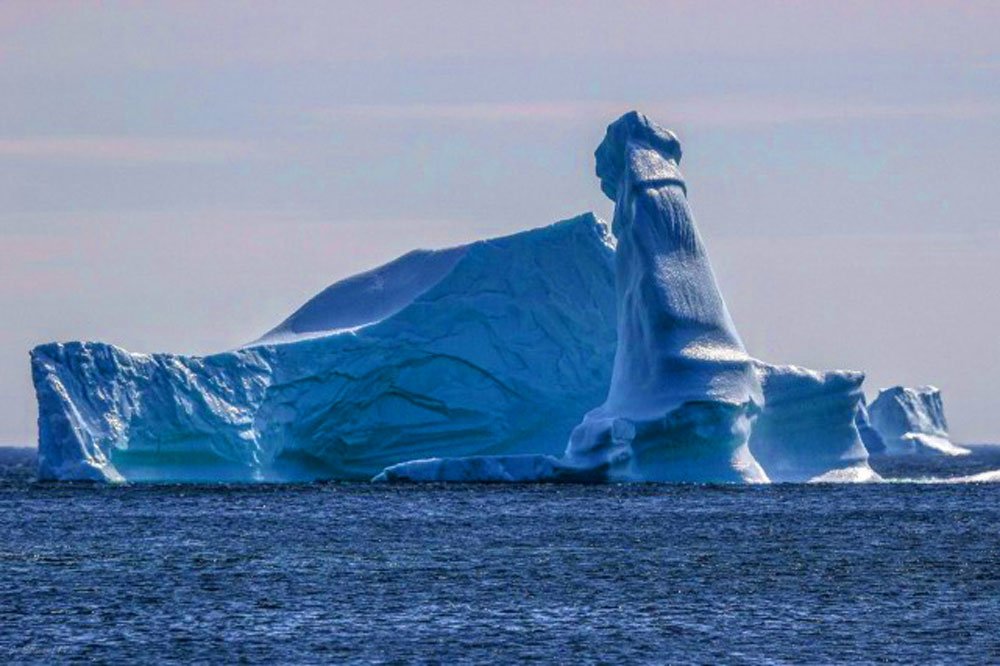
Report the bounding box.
[2,446,999,664]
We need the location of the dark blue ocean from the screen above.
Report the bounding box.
[2,446,999,664]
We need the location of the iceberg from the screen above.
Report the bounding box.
[378,112,886,485]
[32,215,618,482]
[382,112,770,483]
[748,363,879,483]
[867,386,969,456]
[33,109,927,485]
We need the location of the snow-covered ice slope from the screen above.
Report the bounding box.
[867,386,969,456]
[748,363,879,483]
[254,246,468,345]
[32,215,617,482]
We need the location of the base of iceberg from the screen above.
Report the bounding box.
[377,400,770,484]
[376,363,883,485]
[374,454,574,484]
[890,433,971,457]
[562,401,768,483]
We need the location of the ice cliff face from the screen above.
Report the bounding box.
[867,386,969,456]
[32,344,272,482]
[748,363,879,483]
[32,215,617,482]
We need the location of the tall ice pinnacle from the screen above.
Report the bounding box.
[563,111,768,482]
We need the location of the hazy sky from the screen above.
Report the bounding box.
[2,1,999,444]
